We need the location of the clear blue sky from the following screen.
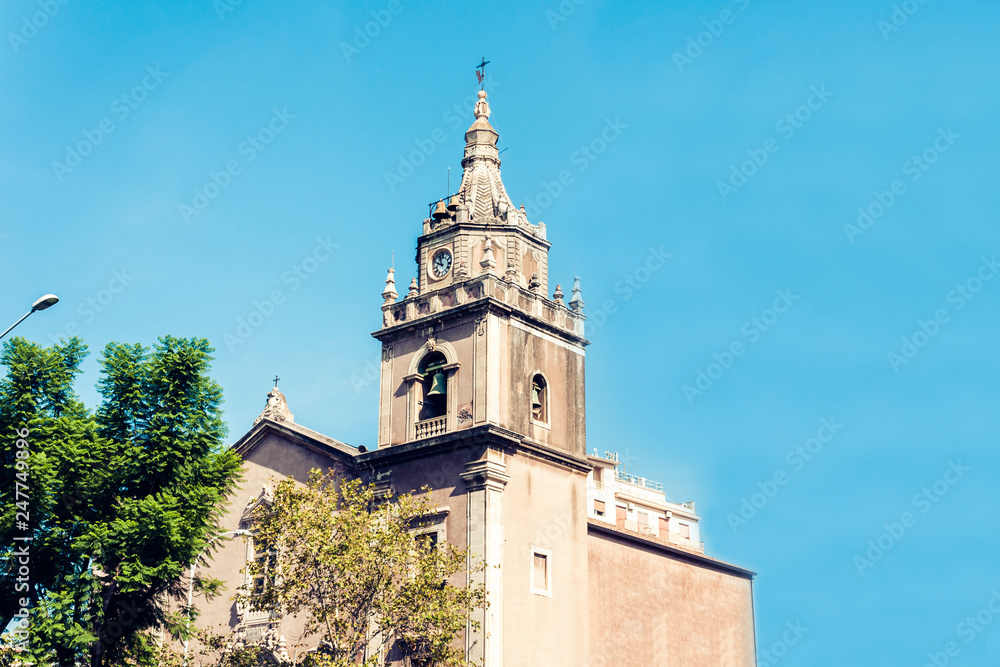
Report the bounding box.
[3,0,999,663]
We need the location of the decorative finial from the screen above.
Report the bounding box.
[474,89,491,121]
[254,385,294,426]
[529,273,541,292]
[382,267,398,304]
[407,277,419,298]
[553,284,565,305]
[568,276,585,312]
[480,237,497,271]
[505,261,518,282]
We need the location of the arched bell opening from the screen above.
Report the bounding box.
[418,351,448,420]
[530,373,548,424]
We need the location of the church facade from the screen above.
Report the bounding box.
[196,87,757,666]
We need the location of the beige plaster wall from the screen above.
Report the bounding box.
[501,453,591,667]
[380,445,477,551]
[588,529,756,667]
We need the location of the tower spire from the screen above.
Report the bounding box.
[455,87,519,225]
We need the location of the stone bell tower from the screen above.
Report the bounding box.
[369,87,593,667]
[373,88,589,453]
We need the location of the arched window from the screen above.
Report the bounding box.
[418,351,448,420]
[531,374,547,424]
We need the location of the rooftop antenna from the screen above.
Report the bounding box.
[447,167,450,197]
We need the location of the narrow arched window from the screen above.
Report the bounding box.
[531,374,547,423]
[418,351,448,420]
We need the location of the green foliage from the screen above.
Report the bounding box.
[244,471,486,667]
[0,336,244,667]
[108,627,267,667]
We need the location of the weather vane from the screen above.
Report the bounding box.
[476,57,490,89]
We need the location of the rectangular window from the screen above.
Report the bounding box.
[638,511,653,534]
[529,546,552,597]
[241,533,277,624]
[416,531,438,550]
[534,553,547,580]
[594,499,606,517]
[679,523,690,539]
[409,508,448,554]
[252,546,276,597]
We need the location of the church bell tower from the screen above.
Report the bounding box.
[369,84,593,667]
[373,89,589,453]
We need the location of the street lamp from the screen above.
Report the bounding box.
[0,294,60,340]
[184,529,251,663]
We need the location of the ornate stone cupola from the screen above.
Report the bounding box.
[457,90,520,225]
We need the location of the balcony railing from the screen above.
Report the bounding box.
[614,470,664,493]
[415,415,447,439]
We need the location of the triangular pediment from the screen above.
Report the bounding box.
[234,416,358,458]
[240,493,273,524]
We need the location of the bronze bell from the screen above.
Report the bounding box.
[447,195,460,212]
[426,371,447,398]
[432,200,448,220]
[531,384,542,409]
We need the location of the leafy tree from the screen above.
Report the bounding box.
[0,336,244,667]
[244,471,486,667]
[111,627,267,667]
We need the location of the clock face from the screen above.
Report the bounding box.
[431,249,452,278]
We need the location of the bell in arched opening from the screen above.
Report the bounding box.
[427,370,447,398]
[418,351,448,420]
[531,374,547,423]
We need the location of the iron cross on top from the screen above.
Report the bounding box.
[476,57,490,87]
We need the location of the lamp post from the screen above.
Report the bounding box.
[0,294,60,340]
[184,529,250,664]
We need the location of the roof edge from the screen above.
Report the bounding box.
[587,518,756,580]
[231,417,361,463]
